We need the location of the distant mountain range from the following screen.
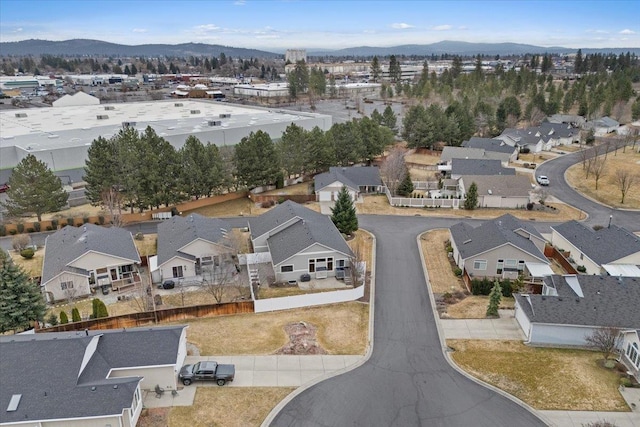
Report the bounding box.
[1,39,638,58]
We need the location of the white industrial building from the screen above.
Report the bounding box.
[0,99,332,183]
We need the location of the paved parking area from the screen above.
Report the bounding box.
[440,310,525,340]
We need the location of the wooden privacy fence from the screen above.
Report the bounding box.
[36,301,254,333]
[249,194,316,204]
[544,246,578,274]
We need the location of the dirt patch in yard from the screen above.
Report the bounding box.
[138,408,170,427]
[275,321,327,355]
[168,387,295,427]
[448,340,629,411]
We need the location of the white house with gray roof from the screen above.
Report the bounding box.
[551,221,640,275]
[314,166,383,202]
[514,275,640,347]
[440,146,513,167]
[459,175,533,209]
[450,214,548,281]
[0,325,187,427]
[461,137,519,162]
[249,200,354,282]
[620,329,640,381]
[450,158,516,180]
[154,214,233,283]
[41,224,141,303]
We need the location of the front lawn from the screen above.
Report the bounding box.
[444,296,515,319]
[448,339,629,411]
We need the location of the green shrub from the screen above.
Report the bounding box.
[16,223,24,233]
[59,311,69,324]
[46,226,53,231]
[134,232,144,241]
[26,227,35,233]
[275,173,284,189]
[604,360,616,369]
[71,307,81,322]
[92,298,109,319]
[20,248,35,259]
[83,216,90,224]
[67,217,75,227]
[577,265,587,273]
[620,377,633,387]
[453,267,462,277]
[33,222,41,232]
[471,278,514,297]
[51,219,58,229]
[9,229,17,235]
[46,313,58,327]
[98,215,105,225]
[0,224,5,237]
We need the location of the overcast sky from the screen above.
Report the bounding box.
[1,0,638,51]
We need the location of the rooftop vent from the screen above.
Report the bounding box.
[6,394,21,412]
[463,239,472,244]
[122,121,136,128]
[14,113,27,118]
[208,120,222,127]
[104,106,115,111]
[219,113,231,118]
[96,114,109,120]
[190,110,201,115]
[174,103,183,107]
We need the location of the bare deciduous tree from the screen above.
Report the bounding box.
[612,100,627,122]
[380,145,408,196]
[585,327,622,360]
[101,187,123,227]
[11,234,31,251]
[614,170,638,204]
[528,106,546,127]
[591,154,607,190]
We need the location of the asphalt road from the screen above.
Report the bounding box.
[536,143,639,232]
[270,215,546,427]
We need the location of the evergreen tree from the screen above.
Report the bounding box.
[233,130,280,189]
[388,55,402,83]
[464,182,478,210]
[71,307,81,322]
[331,186,358,235]
[381,105,398,131]
[3,154,68,221]
[370,109,383,125]
[397,172,414,196]
[486,281,502,317]
[0,259,46,333]
[60,311,69,324]
[370,56,382,82]
[277,124,307,178]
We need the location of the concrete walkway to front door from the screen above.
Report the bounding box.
[440,309,525,340]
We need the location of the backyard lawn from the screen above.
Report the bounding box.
[448,339,629,411]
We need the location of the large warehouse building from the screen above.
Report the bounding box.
[0,98,332,183]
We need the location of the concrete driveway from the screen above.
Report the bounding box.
[440,310,525,340]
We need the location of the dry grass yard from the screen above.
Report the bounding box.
[167,387,295,427]
[258,286,338,299]
[261,182,313,195]
[349,229,374,269]
[46,294,145,320]
[357,194,585,221]
[565,149,640,209]
[448,340,629,411]
[133,233,157,257]
[9,249,44,278]
[404,151,441,165]
[182,302,369,356]
[419,229,464,294]
[445,296,515,319]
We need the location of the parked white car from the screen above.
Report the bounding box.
[536,175,550,186]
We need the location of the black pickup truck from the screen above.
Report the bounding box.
[178,361,235,386]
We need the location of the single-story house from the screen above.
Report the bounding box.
[449,214,548,280]
[586,116,620,136]
[514,275,640,346]
[314,166,383,202]
[459,175,533,209]
[154,214,233,283]
[545,114,586,128]
[537,122,581,146]
[450,158,516,180]
[550,221,640,275]
[620,329,640,381]
[496,128,545,153]
[440,146,513,167]
[41,224,141,303]
[0,325,187,427]
[249,200,354,282]
[461,137,519,162]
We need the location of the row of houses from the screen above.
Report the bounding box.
[41,200,355,302]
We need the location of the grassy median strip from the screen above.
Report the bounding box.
[448,339,628,411]
[168,387,295,427]
[184,302,369,355]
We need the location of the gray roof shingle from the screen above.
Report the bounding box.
[515,275,640,328]
[0,325,185,424]
[461,175,532,198]
[450,214,546,262]
[551,221,640,265]
[440,146,512,163]
[41,224,141,284]
[462,137,518,154]
[157,214,232,266]
[451,158,516,176]
[314,166,382,192]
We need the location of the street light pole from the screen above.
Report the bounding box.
[608,215,613,229]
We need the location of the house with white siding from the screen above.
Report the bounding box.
[449,214,548,281]
[41,224,141,303]
[458,175,532,209]
[514,275,640,347]
[314,166,383,202]
[0,325,187,427]
[620,330,640,381]
[550,221,640,275]
[249,200,354,282]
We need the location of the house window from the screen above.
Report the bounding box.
[518,260,526,271]
[337,259,346,268]
[281,265,293,273]
[627,342,639,368]
[200,256,213,265]
[496,259,504,274]
[60,281,74,290]
[316,258,327,269]
[327,258,334,271]
[473,260,487,271]
[580,253,584,260]
[504,259,518,271]
[96,267,107,274]
[309,259,315,273]
[120,264,134,274]
[172,266,184,278]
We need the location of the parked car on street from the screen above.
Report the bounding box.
[536,175,550,186]
[0,183,9,193]
[157,279,175,289]
[179,361,235,386]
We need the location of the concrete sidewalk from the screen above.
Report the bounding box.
[440,309,525,340]
[143,354,363,408]
[540,410,640,427]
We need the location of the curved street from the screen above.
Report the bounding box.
[270,216,546,427]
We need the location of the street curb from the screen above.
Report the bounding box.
[260,229,377,427]
[416,230,552,427]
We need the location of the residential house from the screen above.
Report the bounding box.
[41,224,141,303]
[459,175,533,209]
[154,214,233,283]
[586,116,620,136]
[537,122,581,146]
[550,221,640,275]
[449,214,548,280]
[0,325,187,427]
[315,166,383,202]
[461,137,519,162]
[496,128,545,153]
[450,158,516,180]
[545,114,586,128]
[249,200,354,282]
[514,275,640,346]
[440,146,513,167]
[620,330,640,381]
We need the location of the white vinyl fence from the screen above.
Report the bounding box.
[384,186,460,208]
[254,285,364,313]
